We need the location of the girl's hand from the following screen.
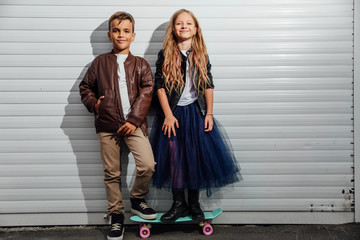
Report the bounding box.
[162,115,179,138]
[204,114,213,132]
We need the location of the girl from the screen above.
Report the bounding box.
[150,9,242,223]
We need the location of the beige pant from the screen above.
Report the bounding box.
[98,128,155,215]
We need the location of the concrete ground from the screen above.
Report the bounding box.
[1,224,360,240]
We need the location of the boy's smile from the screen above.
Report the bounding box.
[108,19,135,54]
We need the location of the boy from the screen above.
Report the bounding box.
[79,11,157,240]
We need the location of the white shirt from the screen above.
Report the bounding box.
[116,54,131,117]
[177,50,197,106]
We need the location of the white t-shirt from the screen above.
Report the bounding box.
[116,54,131,116]
[177,50,197,106]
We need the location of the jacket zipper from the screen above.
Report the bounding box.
[113,55,126,128]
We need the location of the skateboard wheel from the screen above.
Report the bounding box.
[202,223,213,236]
[140,226,150,238]
[143,223,152,229]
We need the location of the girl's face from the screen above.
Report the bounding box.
[173,12,197,42]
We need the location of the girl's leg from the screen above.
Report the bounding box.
[160,139,189,223]
[169,140,184,190]
[188,189,204,220]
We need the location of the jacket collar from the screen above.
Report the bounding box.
[177,46,193,57]
[109,50,135,63]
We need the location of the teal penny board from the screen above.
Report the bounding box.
[130,208,222,238]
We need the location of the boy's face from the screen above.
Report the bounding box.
[173,12,197,42]
[108,19,135,54]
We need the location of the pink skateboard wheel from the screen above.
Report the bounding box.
[140,226,150,238]
[202,223,213,235]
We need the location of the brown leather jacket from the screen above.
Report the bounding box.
[79,51,154,135]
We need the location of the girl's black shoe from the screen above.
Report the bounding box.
[160,191,189,223]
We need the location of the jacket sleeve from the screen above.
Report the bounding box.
[126,58,154,127]
[154,49,165,90]
[206,56,215,89]
[79,59,98,113]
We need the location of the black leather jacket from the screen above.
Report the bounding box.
[154,49,214,115]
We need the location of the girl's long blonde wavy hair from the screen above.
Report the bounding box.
[162,9,210,94]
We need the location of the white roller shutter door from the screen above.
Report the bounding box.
[0,0,355,226]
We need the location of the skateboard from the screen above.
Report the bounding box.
[130,208,222,238]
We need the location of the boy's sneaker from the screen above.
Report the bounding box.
[130,198,157,220]
[107,213,125,240]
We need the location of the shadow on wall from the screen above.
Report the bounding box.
[143,22,169,211]
[60,20,169,219]
[60,21,119,222]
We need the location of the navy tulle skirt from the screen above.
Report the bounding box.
[150,101,242,194]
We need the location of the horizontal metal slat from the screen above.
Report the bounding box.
[0,126,353,141]
[0,198,352,213]
[0,17,354,31]
[0,163,352,177]
[0,54,354,67]
[0,78,353,92]
[0,65,353,79]
[213,78,354,91]
[0,29,353,43]
[0,90,353,104]
[0,138,352,153]
[0,102,352,116]
[0,114,353,128]
[0,0,353,6]
[0,5,353,18]
[126,41,356,55]
[0,150,353,164]
[0,187,352,201]
[0,175,352,189]
[0,42,353,55]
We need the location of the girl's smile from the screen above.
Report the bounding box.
[174,12,197,42]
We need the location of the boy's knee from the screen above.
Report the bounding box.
[104,170,121,183]
[138,160,155,175]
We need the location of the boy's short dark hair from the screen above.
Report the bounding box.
[108,11,135,32]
